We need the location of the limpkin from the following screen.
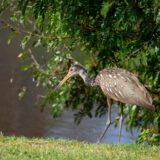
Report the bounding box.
[55,65,155,143]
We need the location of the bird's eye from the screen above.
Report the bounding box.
[70,69,73,72]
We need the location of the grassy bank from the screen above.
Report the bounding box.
[0,136,159,160]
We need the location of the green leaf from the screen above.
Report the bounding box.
[141,55,148,66]
[21,35,31,49]
[18,91,25,100]
[156,9,160,24]
[18,50,28,58]
[21,65,29,71]
[101,1,113,18]
[18,87,26,100]
[154,72,160,86]
[1,0,7,6]
[134,56,140,66]
[8,31,17,45]
[0,26,9,30]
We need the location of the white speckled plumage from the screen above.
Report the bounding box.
[94,67,154,111]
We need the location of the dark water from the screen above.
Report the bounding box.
[0,26,140,144]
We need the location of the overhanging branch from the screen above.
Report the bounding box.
[0,18,71,40]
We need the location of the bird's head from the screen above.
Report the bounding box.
[54,65,85,91]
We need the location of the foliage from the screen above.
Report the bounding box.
[137,128,160,145]
[0,0,160,143]
[0,135,160,160]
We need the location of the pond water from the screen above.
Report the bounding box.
[0,26,140,144]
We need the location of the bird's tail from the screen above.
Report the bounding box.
[142,103,155,111]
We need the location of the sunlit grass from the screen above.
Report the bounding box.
[0,135,159,160]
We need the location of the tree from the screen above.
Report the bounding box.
[0,0,160,144]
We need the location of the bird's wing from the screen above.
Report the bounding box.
[129,75,153,104]
[98,68,153,107]
[98,70,135,102]
[97,68,154,110]
[113,72,153,105]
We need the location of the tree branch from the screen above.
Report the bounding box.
[0,18,71,40]
[144,84,160,95]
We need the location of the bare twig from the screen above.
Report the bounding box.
[28,48,40,68]
[28,48,67,77]
[129,48,141,57]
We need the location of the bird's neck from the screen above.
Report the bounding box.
[79,70,98,87]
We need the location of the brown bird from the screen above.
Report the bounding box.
[55,65,155,143]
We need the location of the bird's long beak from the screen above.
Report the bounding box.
[54,73,72,91]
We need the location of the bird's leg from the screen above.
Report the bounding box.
[118,105,123,143]
[97,96,111,143]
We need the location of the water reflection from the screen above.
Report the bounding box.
[0,27,140,144]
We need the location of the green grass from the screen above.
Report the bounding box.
[0,136,159,160]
